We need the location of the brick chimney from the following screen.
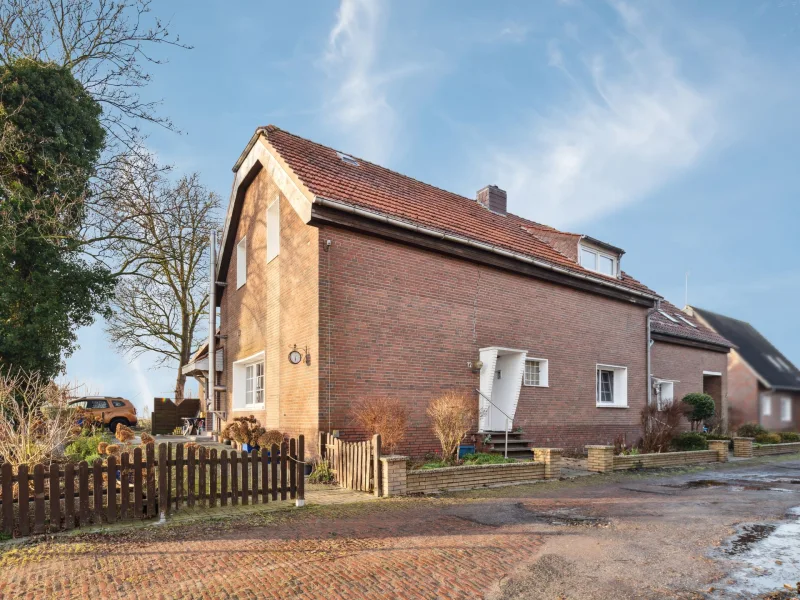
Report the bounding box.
[476,185,507,215]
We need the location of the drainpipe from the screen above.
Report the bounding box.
[646,301,660,407]
[208,230,216,434]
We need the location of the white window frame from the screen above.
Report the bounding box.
[654,379,676,410]
[761,394,772,417]
[596,364,628,408]
[236,237,247,289]
[579,245,618,277]
[677,315,697,328]
[658,310,679,323]
[232,351,265,411]
[781,397,792,422]
[523,358,549,387]
[267,197,280,263]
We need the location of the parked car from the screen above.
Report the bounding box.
[69,396,138,432]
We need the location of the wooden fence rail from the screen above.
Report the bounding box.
[0,436,304,539]
[319,433,381,496]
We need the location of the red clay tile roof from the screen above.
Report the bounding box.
[262,126,659,298]
[651,300,733,349]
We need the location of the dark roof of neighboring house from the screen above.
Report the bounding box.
[260,126,659,299]
[650,301,733,350]
[690,307,800,390]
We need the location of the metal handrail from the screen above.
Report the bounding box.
[474,388,510,458]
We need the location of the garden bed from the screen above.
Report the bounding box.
[413,452,516,470]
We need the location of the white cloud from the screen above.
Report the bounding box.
[484,1,749,228]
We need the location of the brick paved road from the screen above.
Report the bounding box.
[0,498,540,600]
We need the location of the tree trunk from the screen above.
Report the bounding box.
[174,370,186,403]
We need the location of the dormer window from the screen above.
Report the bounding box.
[580,246,617,276]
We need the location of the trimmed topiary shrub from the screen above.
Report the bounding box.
[736,423,767,438]
[779,432,800,443]
[755,432,782,445]
[671,432,709,451]
[681,393,715,431]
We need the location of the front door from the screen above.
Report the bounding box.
[479,347,526,431]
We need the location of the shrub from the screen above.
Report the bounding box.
[736,423,767,438]
[671,432,709,451]
[222,416,265,447]
[779,432,800,443]
[0,370,80,468]
[681,393,715,431]
[755,433,782,445]
[257,429,285,448]
[351,396,408,454]
[427,390,477,464]
[308,459,335,484]
[641,401,690,453]
[65,432,109,462]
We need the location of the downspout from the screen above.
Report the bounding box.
[646,301,660,407]
[208,230,216,434]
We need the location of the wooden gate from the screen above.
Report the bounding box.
[1,437,304,539]
[319,433,381,496]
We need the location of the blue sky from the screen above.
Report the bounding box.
[64,0,800,413]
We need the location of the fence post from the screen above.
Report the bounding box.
[533,448,563,479]
[586,445,614,473]
[373,434,382,497]
[319,431,326,461]
[158,443,168,520]
[296,434,305,507]
[2,463,14,535]
[379,456,408,497]
[708,440,729,463]
[18,465,29,536]
[49,465,60,532]
[733,437,754,458]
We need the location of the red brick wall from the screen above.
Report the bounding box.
[727,351,760,430]
[650,340,729,430]
[318,224,650,456]
[758,390,800,432]
[217,168,319,443]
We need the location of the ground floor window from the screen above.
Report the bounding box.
[761,394,772,417]
[781,397,792,422]
[596,364,628,407]
[232,352,265,410]
[523,358,549,387]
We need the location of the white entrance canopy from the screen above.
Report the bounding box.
[478,347,527,432]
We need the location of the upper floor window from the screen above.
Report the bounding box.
[237,237,247,289]
[580,246,616,276]
[523,358,549,387]
[267,198,280,263]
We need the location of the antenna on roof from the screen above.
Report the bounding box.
[684,271,690,308]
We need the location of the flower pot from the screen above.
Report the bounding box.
[241,443,260,453]
[304,463,313,476]
[224,439,231,445]
[458,445,475,458]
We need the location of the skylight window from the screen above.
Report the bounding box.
[336,151,359,166]
[658,310,678,324]
[776,356,793,372]
[677,316,697,328]
[766,355,783,371]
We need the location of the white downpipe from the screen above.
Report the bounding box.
[208,230,216,433]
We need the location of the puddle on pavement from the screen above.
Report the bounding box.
[450,502,610,528]
[714,507,800,598]
[665,478,795,493]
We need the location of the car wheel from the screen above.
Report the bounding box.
[108,418,130,434]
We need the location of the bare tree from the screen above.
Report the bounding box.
[105,170,219,401]
[0,0,190,148]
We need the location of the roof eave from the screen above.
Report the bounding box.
[580,235,626,256]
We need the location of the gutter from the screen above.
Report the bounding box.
[315,196,660,302]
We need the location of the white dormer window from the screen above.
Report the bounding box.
[580,246,617,276]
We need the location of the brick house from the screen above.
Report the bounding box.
[201,125,732,456]
[687,307,800,432]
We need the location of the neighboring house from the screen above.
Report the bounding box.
[687,307,800,432]
[198,125,732,456]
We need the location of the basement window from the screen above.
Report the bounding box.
[596,364,628,408]
[523,358,549,387]
[237,237,247,289]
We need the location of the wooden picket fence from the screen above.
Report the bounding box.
[320,432,381,496]
[0,437,304,539]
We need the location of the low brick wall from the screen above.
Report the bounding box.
[406,461,546,494]
[753,441,800,456]
[587,445,722,472]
